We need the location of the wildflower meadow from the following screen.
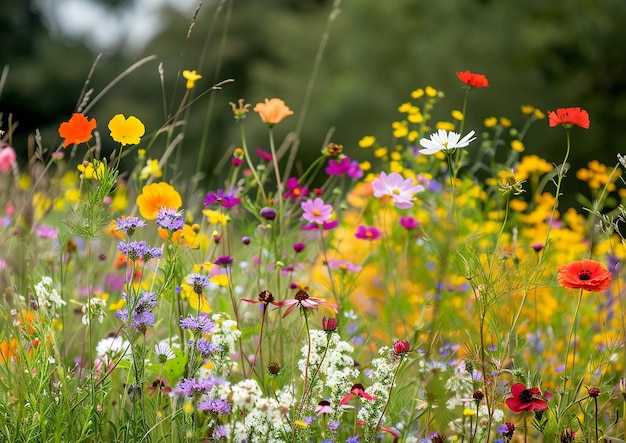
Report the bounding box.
[2,8,626,443]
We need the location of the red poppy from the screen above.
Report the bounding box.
[456,71,489,88]
[547,107,590,129]
[505,382,548,413]
[58,113,97,148]
[557,259,611,292]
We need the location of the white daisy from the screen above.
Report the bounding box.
[419,129,476,155]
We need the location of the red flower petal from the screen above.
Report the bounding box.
[558,259,612,292]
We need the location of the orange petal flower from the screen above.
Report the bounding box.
[547,107,590,129]
[253,98,294,126]
[136,182,182,220]
[456,71,489,88]
[557,259,611,292]
[58,113,97,148]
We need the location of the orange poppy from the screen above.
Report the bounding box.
[547,107,590,129]
[253,98,294,126]
[557,259,611,292]
[456,71,489,88]
[58,113,97,148]
[0,338,18,363]
[136,182,182,220]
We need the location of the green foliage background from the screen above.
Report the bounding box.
[2,0,626,183]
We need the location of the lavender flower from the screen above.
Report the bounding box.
[117,240,162,262]
[204,189,241,208]
[194,337,221,356]
[186,273,211,294]
[180,314,215,335]
[155,208,184,231]
[115,216,146,236]
[174,376,222,399]
[197,398,232,414]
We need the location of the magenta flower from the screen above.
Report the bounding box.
[301,220,339,231]
[301,197,333,224]
[284,177,309,201]
[371,171,424,209]
[204,189,241,208]
[256,148,273,161]
[399,216,419,230]
[325,156,363,179]
[274,289,338,318]
[355,225,381,240]
[339,383,377,407]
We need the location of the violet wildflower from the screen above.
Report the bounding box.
[204,189,241,208]
[186,273,211,294]
[194,337,221,357]
[180,314,215,335]
[242,236,251,245]
[155,207,184,231]
[115,216,146,236]
[117,240,162,262]
[115,291,157,333]
[174,376,222,399]
[293,242,306,253]
[214,255,233,267]
[198,398,231,414]
[329,420,340,431]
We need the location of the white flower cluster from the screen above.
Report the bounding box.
[297,329,359,409]
[95,336,129,365]
[444,360,477,410]
[34,276,65,318]
[213,380,294,442]
[81,296,107,325]
[209,313,242,374]
[357,346,400,440]
[447,404,505,441]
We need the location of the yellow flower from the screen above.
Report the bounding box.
[451,110,464,121]
[534,109,546,119]
[108,114,145,146]
[511,140,525,152]
[358,136,376,148]
[182,69,202,89]
[425,86,438,97]
[463,408,476,416]
[136,182,182,220]
[392,121,408,138]
[520,105,535,115]
[484,116,497,128]
[374,147,388,158]
[499,117,512,128]
[140,159,163,180]
[229,98,251,118]
[411,88,424,99]
[253,98,294,126]
[435,121,455,131]
[359,160,371,171]
[407,112,423,124]
[203,209,230,225]
[77,160,105,180]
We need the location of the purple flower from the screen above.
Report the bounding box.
[301,220,339,231]
[156,208,185,231]
[115,216,146,236]
[329,420,340,431]
[325,156,363,179]
[260,207,277,220]
[174,376,222,399]
[180,314,215,335]
[194,337,221,356]
[346,436,360,443]
[214,255,233,267]
[212,425,230,439]
[399,216,419,230]
[117,241,162,262]
[115,291,157,333]
[301,198,333,224]
[355,225,381,240]
[198,398,232,414]
[293,242,306,253]
[186,273,211,294]
[204,189,241,208]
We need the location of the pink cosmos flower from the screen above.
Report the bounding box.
[301,198,333,224]
[327,259,363,273]
[274,289,338,318]
[355,225,381,240]
[0,147,17,174]
[371,171,424,209]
